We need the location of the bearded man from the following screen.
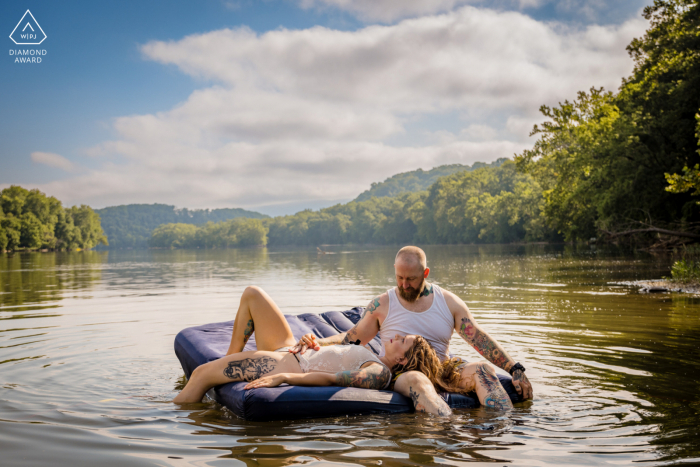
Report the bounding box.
[292,245,533,415]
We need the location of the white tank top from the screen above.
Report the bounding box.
[379,285,454,361]
[298,345,391,389]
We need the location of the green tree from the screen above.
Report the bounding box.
[666,115,700,202]
[66,205,108,249]
[20,212,44,249]
[150,223,198,248]
[1,215,22,251]
[516,0,700,241]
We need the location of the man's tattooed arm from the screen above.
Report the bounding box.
[458,316,512,370]
[362,296,381,318]
[223,357,277,382]
[334,363,392,389]
[475,363,513,410]
[340,325,359,344]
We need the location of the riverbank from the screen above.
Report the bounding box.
[619,280,700,294]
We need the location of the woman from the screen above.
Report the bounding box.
[174,286,512,411]
[174,286,411,403]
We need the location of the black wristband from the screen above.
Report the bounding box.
[509,362,525,375]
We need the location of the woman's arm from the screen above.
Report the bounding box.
[245,363,392,390]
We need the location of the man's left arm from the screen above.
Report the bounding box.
[445,291,533,400]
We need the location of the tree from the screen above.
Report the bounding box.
[666,114,700,202]
[516,0,700,241]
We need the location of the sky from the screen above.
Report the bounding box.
[0,0,650,216]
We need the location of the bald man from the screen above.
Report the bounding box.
[292,245,533,416]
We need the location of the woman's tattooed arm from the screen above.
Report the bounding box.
[334,363,391,389]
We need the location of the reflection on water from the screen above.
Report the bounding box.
[0,245,699,466]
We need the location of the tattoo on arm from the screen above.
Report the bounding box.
[512,369,527,388]
[341,325,360,345]
[223,357,277,381]
[362,297,381,318]
[475,363,512,410]
[334,364,391,389]
[242,319,254,345]
[458,317,510,369]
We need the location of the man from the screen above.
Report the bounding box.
[292,245,533,416]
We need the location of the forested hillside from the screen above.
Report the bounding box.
[95,204,268,249]
[355,159,507,201]
[151,160,556,248]
[0,186,107,251]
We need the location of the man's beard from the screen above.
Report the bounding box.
[398,278,425,303]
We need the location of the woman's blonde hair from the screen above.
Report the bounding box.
[394,336,466,394]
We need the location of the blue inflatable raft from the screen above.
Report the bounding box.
[174,307,521,421]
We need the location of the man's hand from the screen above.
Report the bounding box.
[244,373,287,389]
[512,369,533,400]
[290,333,320,354]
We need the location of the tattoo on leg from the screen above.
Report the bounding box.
[458,317,509,368]
[242,319,254,344]
[223,357,277,381]
[475,363,512,410]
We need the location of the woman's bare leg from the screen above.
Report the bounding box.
[174,350,301,403]
[226,286,297,355]
[460,362,513,410]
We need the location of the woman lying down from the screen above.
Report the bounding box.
[174,286,513,412]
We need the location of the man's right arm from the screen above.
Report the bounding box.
[291,295,385,353]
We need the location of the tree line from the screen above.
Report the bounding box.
[0,186,107,252]
[150,160,557,248]
[95,204,268,249]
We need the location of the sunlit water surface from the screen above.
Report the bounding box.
[1,245,699,466]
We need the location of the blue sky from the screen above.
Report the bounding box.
[1,0,650,215]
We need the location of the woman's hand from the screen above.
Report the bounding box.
[244,373,288,389]
[290,333,320,354]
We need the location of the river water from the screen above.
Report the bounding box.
[0,245,698,466]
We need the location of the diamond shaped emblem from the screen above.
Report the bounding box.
[10,10,47,45]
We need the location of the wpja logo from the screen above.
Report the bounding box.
[9,10,47,64]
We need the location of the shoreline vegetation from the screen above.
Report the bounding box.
[2,1,700,285]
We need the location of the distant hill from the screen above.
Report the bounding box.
[354,158,508,202]
[95,204,268,249]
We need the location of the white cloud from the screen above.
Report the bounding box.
[30,152,77,172]
[141,8,643,114]
[37,6,647,212]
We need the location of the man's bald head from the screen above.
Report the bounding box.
[395,246,427,271]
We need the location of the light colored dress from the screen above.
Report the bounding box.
[278,345,391,389]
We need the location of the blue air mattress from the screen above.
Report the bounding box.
[174,307,521,421]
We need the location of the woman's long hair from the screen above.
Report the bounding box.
[394,336,466,394]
